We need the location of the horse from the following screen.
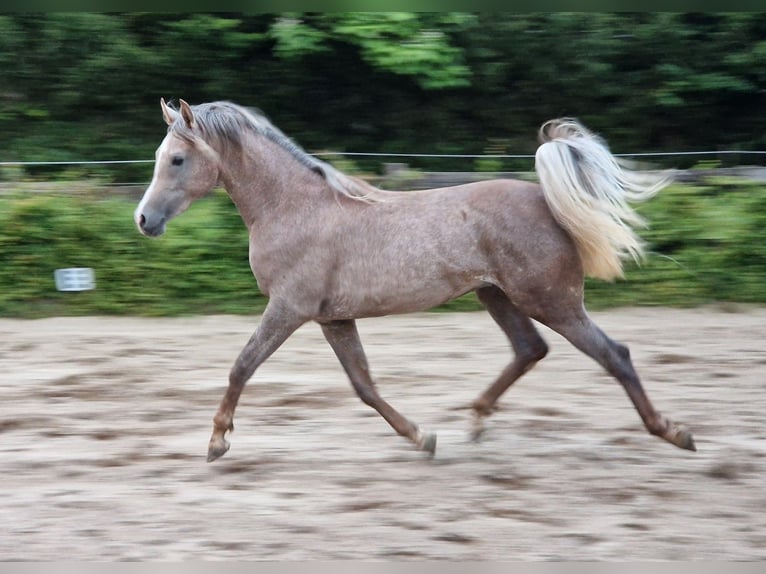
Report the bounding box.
[135,98,696,463]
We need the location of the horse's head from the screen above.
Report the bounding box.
[135,98,221,237]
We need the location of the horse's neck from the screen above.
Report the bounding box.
[220,141,327,231]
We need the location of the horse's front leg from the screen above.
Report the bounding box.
[320,319,436,455]
[207,303,305,462]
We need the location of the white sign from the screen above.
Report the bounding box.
[54,268,96,292]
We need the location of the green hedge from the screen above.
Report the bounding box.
[0,190,261,317]
[584,177,766,309]
[1,178,765,318]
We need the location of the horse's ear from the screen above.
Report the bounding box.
[160,97,180,126]
[179,99,195,129]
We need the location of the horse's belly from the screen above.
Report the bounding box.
[318,272,486,320]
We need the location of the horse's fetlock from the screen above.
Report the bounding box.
[646,414,670,437]
[472,400,494,417]
[213,413,234,433]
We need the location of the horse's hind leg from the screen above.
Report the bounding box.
[543,306,696,451]
[320,319,436,455]
[471,285,549,439]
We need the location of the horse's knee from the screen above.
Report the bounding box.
[356,388,379,409]
[352,381,380,408]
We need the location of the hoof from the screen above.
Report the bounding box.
[416,431,437,456]
[207,436,231,462]
[669,424,696,452]
[470,412,486,442]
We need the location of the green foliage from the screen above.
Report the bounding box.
[270,14,332,58]
[0,178,765,318]
[4,13,766,181]
[585,179,766,308]
[270,13,474,89]
[0,190,263,317]
[328,13,475,90]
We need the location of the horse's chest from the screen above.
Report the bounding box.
[247,244,279,296]
[247,238,324,297]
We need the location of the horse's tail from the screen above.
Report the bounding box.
[534,118,671,281]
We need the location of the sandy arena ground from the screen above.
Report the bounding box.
[1,307,765,560]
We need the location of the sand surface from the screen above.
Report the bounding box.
[1,307,764,560]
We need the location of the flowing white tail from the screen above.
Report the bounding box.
[535,119,671,281]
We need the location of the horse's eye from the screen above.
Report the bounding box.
[171,156,184,166]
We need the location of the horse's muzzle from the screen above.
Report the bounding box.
[136,211,167,237]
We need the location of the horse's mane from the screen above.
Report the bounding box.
[167,100,382,202]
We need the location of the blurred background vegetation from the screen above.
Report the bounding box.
[1,12,765,317]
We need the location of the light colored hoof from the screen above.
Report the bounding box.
[668,424,696,452]
[470,412,486,442]
[207,436,231,462]
[416,431,437,456]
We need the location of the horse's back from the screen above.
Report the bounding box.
[404,177,574,263]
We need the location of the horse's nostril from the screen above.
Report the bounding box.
[139,213,146,228]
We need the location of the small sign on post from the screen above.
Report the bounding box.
[54,268,96,292]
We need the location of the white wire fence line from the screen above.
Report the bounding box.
[2,149,766,167]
